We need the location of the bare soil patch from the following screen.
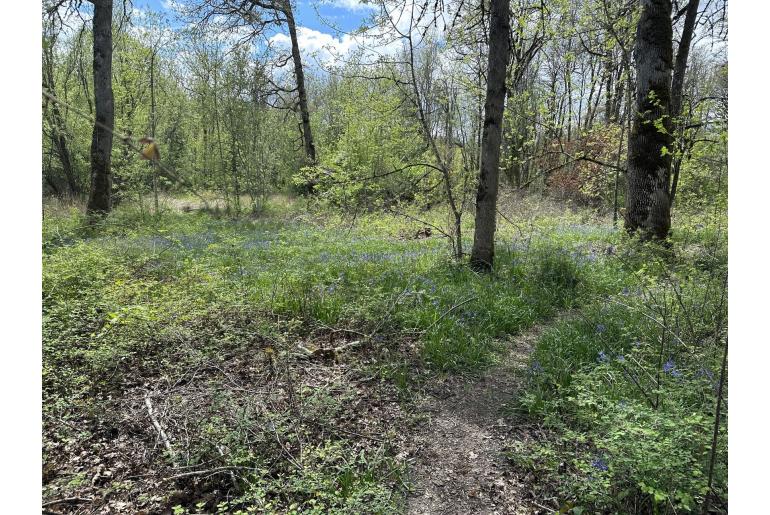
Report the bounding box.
[406,326,549,515]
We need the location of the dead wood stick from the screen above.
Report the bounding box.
[42,497,93,507]
[144,393,178,467]
[424,295,479,332]
[162,466,252,482]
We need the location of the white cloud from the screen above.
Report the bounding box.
[321,0,377,11]
[161,0,183,11]
[269,27,362,65]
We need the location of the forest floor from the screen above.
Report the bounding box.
[42,194,727,514]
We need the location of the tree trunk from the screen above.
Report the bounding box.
[86,0,115,216]
[669,0,699,206]
[150,50,159,215]
[43,33,79,196]
[42,83,79,196]
[624,0,673,240]
[284,3,317,164]
[470,0,511,271]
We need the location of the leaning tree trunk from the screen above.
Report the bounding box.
[470,0,511,271]
[86,0,115,216]
[284,3,317,164]
[669,0,700,206]
[625,0,673,240]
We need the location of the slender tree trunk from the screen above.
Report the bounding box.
[212,66,228,207]
[589,78,604,130]
[624,0,673,239]
[284,3,317,164]
[150,50,159,215]
[669,0,700,207]
[86,0,115,216]
[76,26,94,115]
[605,59,614,123]
[703,337,727,514]
[671,0,699,122]
[614,67,625,123]
[42,33,79,196]
[406,35,463,259]
[576,63,585,130]
[470,0,511,271]
[43,83,79,196]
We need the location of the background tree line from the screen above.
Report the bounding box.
[42,0,727,259]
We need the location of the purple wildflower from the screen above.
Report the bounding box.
[591,458,609,472]
[697,367,714,382]
[663,358,682,377]
[597,351,609,363]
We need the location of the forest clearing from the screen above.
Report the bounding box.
[42,194,727,514]
[37,0,730,513]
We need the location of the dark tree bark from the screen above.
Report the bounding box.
[469,0,511,271]
[86,0,115,216]
[284,2,317,164]
[624,0,673,239]
[669,0,700,206]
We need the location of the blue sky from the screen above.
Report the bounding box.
[125,0,379,66]
[134,0,372,35]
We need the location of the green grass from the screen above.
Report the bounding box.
[42,196,726,514]
[43,197,614,512]
[512,216,728,514]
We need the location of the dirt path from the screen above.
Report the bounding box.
[406,326,545,515]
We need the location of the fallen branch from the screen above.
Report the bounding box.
[368,286,412,340]
[161,466,252,482]
[42,497,93,507]
[424,295,479,332]
[145,392,178,467]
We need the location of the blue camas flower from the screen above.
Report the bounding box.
[597,351,609,363]
[591,458,609,471]
[663,358,682,377]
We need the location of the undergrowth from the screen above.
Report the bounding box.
[42,197,727,513]
[512,215,728,514]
